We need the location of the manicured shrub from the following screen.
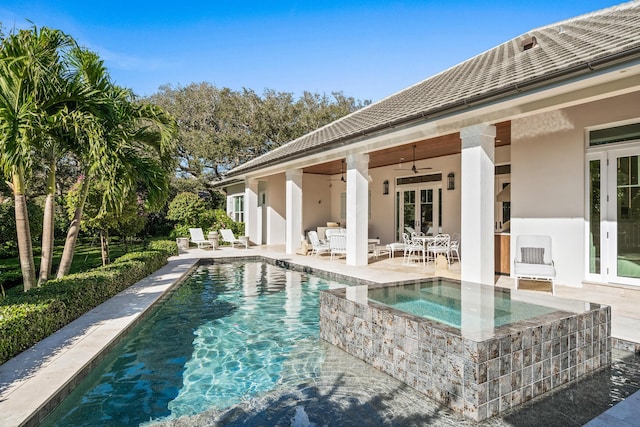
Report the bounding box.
[147,239,179,257]
[0,242,175,364]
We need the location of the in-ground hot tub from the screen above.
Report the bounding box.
[319,279,611,421]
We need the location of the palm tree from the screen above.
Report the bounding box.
[37,47,106,284]
[0,26,75,291]
[56,66,176,277]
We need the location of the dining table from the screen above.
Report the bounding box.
[411,235,435,266]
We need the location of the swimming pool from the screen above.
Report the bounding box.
[42,261,347,426]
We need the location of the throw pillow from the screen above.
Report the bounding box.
[521,247,544,264]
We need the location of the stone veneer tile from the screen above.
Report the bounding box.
[319,286,611,423]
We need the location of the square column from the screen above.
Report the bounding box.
[346,153,369,266]
[244,179,259,244]
[460,123,496,285]
[285,169,303,255]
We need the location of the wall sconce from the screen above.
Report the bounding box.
[383,180,389,195]
[447,172,455,190]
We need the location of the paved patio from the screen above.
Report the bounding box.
[1,243,639,426]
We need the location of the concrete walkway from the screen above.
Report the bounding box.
[1,244,639,426]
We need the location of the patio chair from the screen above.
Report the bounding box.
[189,228,213,249]
[514,235,556,294]
[220,228,248,249]
[426,234,451,266]
[449,233,460,262]
[308,230,330,257]
[403,234,426,265]
[329,234,347,261]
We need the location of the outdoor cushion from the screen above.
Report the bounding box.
[521,247,544,264]
[514,262,556,278]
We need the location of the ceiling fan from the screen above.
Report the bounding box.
[395,145,432,174]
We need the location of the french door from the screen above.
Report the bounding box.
[588,145,640,285]
[396,185,442,240]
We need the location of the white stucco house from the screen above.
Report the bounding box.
[218,1,640,290]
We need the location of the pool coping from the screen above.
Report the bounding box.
[0,252,637,426]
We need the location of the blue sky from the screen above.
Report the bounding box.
[0,1,627,102]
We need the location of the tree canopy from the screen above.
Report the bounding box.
[148,83,370,193]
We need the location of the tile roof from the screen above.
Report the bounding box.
[227,1,640,177]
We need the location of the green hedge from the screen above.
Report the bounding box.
[146,239,179,257]
[0,240,176,365]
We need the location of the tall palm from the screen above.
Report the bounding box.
[56,70,176,277]
[37,48,106,284]
[0,26,75,291]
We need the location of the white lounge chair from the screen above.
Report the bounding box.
[308,230,330,257]
[329,234,347,261]
[220,229,248,249]
[189,228,213,249]
[513,235,556,295]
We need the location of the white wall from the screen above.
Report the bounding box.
[265,173,286,245]
[511,91,640,286]
[302,173,332,235]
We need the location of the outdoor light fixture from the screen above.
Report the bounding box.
[447,172,455,190]
[383,180,389,195]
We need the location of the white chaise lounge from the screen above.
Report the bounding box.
[189,228,213,249]
[220,228,248,249]
[513,235,556,295]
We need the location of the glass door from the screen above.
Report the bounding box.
[588,146,640,285]
[609,149,640,284]
[396,185,441,240]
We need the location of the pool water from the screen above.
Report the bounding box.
[42,262,346,426]
[368,280,559,329]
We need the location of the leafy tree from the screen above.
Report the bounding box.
[148,83,369,197]
[65,181,146,265]
[166,192,214,237]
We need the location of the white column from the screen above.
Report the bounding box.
[461,282,494,339]
[460,123,496,285]
[285,169,303,255]
[244,179,259,244]
[346,153,369,266]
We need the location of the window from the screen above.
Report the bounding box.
[589,123,640,147]
[230,195,244,222]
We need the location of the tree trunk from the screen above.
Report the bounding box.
[100,229,110,266]
[56,175,90,278]
[38,157,56,285]
[13,170,36,291]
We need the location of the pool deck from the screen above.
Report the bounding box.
[1,244,640,426]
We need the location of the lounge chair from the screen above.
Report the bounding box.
[189,228,213,249]
[308,230,330,257]
[329,234,347,261]
[513,235,556,294]
[220,228,248,249]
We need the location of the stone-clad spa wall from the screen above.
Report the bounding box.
[319,288,611,421]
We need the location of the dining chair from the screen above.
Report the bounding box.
[449,233,460,262]
[427,234,451,266]
[404,235,426,265]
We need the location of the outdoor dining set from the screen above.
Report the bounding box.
[307,228,460,268]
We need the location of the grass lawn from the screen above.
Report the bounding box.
[0,238,146,294]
